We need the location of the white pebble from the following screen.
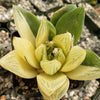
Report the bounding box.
[69,91,75,97]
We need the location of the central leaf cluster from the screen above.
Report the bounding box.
[34,18,86,76]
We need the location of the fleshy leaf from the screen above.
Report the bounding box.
[13,37,40,69]
[37,73,69,100]
[82,50,100,67]
[66,65,100,80]
[0,51,37,78]
[13,5,40,37]
[13,5,40,47]
[51,4,77,26]
[53,32,73,56]
[47,20,56,40]
[56,7,85,44]
[40,60,61,75]
[36,18,49,48]
[39,77,69,100]
[35,44,47,62]
[61,46,86,72]
[66,50,100,80]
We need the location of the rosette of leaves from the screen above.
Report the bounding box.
[0,5,100,100]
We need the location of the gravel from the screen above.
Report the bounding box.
[0,0,100,100]
[78,26,100,56]
[30,0,63,12]
[0,30,11,58]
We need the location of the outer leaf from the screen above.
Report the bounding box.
[50,4,77,26]
[35,44,47,62]
[66,65,100,80]
[60,46,86,72]
[53,32,73,56]
[66,50,100,80]
[56,7,85,44]
[40,60,61,75]
[39,78,69,100]
[13,5,40,37]
[13,37,40,69]
[36,18,49,48]
[37,73,69,100]
[0,51,37,78]
[13,5,38,47]
[82,50,100,68]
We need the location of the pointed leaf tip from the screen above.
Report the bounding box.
[51,4,77,26]
[13,6,40,47]
[36,18,49,48]
[56,6,85,44]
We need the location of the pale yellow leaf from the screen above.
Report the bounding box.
[35,44,47,62]
[13,7,36,47]
[39,77,69,100]
[61,46,86,72]
[53,32,73,56]
[0,51,37,78]
[66,65,100,80]
[36,18,49,48]
[37,73,69,100]
[13,37,40,69]
[40,60,61,75]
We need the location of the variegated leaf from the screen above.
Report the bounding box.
[35,44,47,62]
[13,37,40,69]
[37,73,69,100]
[0,51,37,78]
[40,60,61,75]
[53,32,73,56]
[13,5,40,47]
[61,46,86,72]
[36,18,49,48]
[66,50,100,80]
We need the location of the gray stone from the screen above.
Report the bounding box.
[79,91,84,98]
[64,0,82,4]
[79,3,100,38]
[0,0,20,8]
[30,0,63,12]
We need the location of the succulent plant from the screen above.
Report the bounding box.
[0,4,100,100]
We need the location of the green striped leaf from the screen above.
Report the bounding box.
[13,5,40,37]
[37,73,69,100]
